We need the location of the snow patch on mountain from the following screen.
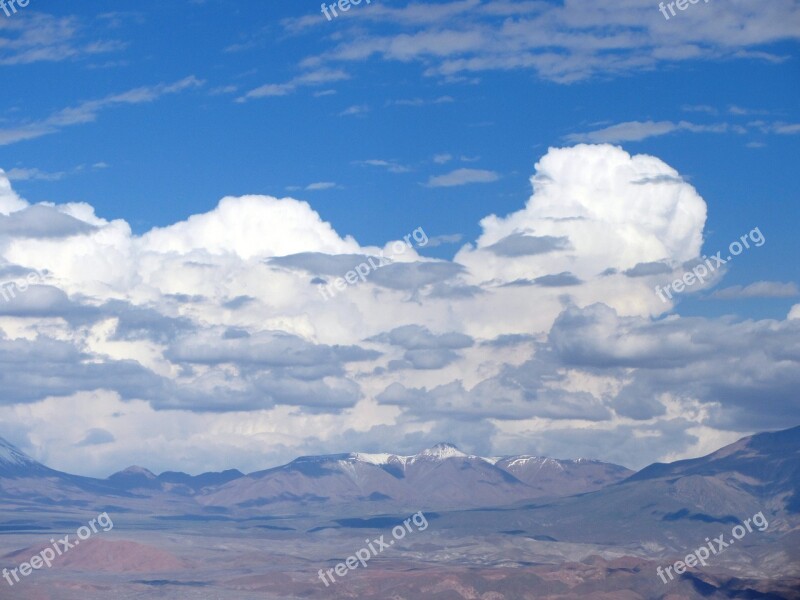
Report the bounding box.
[418,443,468,460]
[0,437,35,467]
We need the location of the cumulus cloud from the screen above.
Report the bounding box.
[454,144,707,324]
[0,143,796,475]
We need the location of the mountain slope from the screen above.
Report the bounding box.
[438,426,800,565]
[628,425,800,512]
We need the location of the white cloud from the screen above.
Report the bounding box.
[433,153,453,164]
[305,182,337,191]
[338,104,370,116]
[1,144,798,476]
[0,13,126,66]
[455,144,707,318]
[287,0,800,83]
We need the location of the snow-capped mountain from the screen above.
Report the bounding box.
[0,436,50,477]
[494,455,634,496]
[198,443,633,510]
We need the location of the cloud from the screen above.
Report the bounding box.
[387,96,454,107]
[305,182,337,191]
[5,167,67,182]
[0,76,204,146]
[425,233,463,247]
[682,105,718,115]
[565,120,733,144]
[139,194,359,260]
[624,261,674,278]
[0,13,126,66]
[237,68,349,101]
[338,104,370,116]
[710,281,800,300]
[486,233,571,257]
[533,272,583,287]
[455,144,707,297]
[354,159,411,173]
[0,144,797,475]
[287,0,800,83]
[426,168,499,187]
[433,153,453,164]
[0,204,97,238]
[370,324,473,351]
[77,428,116,447]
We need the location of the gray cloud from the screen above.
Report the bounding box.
[268,252,377,276]
[623,261,673,278]
[77,428,116,447]
[710,281,799,299]
[534,272,583,287]
[549,303,800,430]
[368,261,465,291]
[0,337,166,405]
[0,205,96,238]
[369,324,473,350]
[486,233,571,257]
[166,330,379,375]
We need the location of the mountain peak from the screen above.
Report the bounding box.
[419,443,467,459]
[113,466,157,479]
[0,436,36,467]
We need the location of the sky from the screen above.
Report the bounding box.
[0,0,798,477]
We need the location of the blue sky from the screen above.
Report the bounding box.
[0,1,799,476]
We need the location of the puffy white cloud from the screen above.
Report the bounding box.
[140,195,359,259]
[0,146,795,475]
[459,144,706,278]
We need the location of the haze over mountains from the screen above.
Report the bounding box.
[1,427,799,599]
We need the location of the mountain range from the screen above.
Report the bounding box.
[2,427,799,599]
[0,439,633,511]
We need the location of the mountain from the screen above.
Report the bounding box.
[0,437,125,508]
[0,436,51,477]
[436,426,800,564]
[628,425,800,512]
[492,455,633,496]
[198,443,632,510]
[107,465,245,495]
